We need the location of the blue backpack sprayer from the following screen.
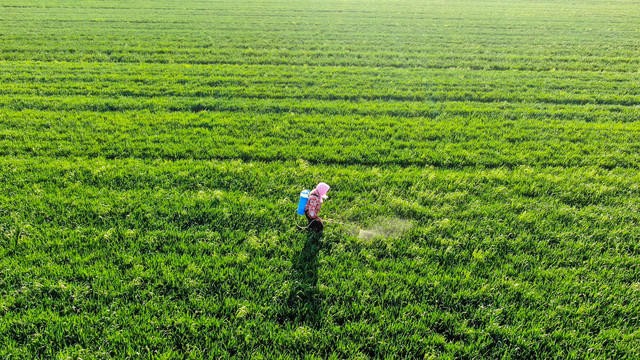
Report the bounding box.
[294,189,311,229]
[297,189,310,216]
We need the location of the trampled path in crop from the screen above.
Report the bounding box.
[1,0,639,358]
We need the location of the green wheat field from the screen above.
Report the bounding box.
[1,0,639,358]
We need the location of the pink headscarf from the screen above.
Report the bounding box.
[315,182,330,203]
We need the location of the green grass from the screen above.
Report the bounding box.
[1,0,639,358]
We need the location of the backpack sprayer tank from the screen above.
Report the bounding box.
[297,190,310,215]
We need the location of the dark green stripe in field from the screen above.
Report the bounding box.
[1,0,639,359]
[1,110,639,168]
[1,62,639,109]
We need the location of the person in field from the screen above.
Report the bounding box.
[305,182,330,232]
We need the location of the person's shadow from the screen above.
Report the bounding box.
[281,231,323,326]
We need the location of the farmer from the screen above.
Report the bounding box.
[305,182,330,232]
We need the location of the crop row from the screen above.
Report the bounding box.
[1,92,637,124]
[2,37,638,62]
[1,62,638,104]
[2,49,639,72]
[2,61,637,90]
[3,62,637,101]
[3,81,638,107]
[1,109,639,168]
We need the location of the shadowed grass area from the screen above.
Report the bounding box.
[282,232,324,326]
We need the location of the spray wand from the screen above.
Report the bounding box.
[323,218,361,229]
